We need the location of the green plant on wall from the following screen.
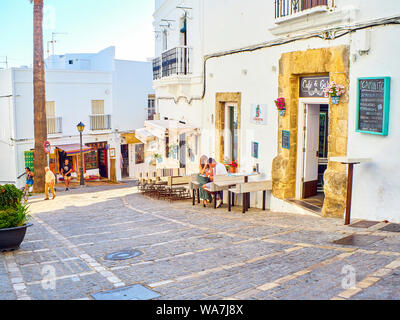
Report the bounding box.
[0,184,30,229]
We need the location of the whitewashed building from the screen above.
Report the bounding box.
[0,46,154,187]
[150,0,400,223]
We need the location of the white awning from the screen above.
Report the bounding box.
[135,128,156,143]
[144,120,198,138]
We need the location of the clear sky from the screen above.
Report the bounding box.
[0,0,155,68]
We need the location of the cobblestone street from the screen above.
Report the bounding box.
[1,184,400,300]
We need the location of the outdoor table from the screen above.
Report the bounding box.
[330,157,372,225]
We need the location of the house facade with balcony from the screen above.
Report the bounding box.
[149,0,400,223]
[0,46,154,187]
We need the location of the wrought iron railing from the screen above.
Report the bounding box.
[275,0,331,19]
[152,46,192,80]
[153,57,161,80]
[47,117,62,134]
[90,114,111,131]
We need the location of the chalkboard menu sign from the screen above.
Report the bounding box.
[300,76,330,98]
[282,130,290,150]
[356,77,391,136]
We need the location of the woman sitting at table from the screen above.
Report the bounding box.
[203,158,228,208]
[197,155,212,206]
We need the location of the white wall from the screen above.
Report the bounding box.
[112,60,153,132]
[347,25,400,223]
[0,69,17,184]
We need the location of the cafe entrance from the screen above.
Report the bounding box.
[296,97,330,210]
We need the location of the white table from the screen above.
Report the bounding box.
[330,157,372,225]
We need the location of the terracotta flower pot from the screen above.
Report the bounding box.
[230,167,237,173]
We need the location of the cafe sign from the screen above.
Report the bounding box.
[356,77,391,136]
[300,76,330,98]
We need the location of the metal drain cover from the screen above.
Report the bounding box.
[104,249,143,261]
[92,284,160,300]
[349,220,380,229]
[332,234,385,247]
[379,224,400,233]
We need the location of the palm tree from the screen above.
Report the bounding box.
[31,0,47,193]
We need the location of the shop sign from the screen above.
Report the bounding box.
[282,130,290,150]
[300,76,330,98]
[356,77,391,136]
[250,104,267,125]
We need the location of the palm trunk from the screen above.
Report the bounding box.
[32,0,47,193]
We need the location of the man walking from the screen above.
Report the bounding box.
[60,159,73,191]
[44,167,56,200]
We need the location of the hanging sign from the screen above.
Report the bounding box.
[300,76,330,98]
[250,104,267,125]
[356,77,391,136]
[282,131,290,150]
[43,141,51,154]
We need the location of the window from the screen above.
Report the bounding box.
[46,101,59,134]
[69,60,73,65]
[147,95,156,120]
[162,30,168,51]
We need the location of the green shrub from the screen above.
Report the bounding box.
[0,184,29,229]
[0,184,23,209]
[0,205,30,229]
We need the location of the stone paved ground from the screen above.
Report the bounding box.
[1,184,400,300]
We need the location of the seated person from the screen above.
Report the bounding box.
[203,158,228,208]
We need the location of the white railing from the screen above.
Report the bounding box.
[90,114,111,131]
[47,117,62,134]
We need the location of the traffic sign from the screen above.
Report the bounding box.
[43,141,51,153]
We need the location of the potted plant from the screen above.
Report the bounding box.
[324,81,345,104]
[154,153,163,163]
[224,158,239,173]
[274,97,286,116]
[0,184,32,252]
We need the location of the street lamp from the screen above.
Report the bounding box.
[77,122,85,186]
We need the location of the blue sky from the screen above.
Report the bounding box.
[0,0,155,68]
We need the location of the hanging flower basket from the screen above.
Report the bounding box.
[274,97,286,116]
[323,81,345,105]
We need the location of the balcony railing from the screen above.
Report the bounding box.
[47,117,62,135]
[90,114,111,131]
[275,0,332,19]
[153,46,192,80]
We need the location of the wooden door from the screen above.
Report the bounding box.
[303,104,320,198]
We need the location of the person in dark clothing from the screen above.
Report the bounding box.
[60,159,73,191]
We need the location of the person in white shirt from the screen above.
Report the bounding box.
[203,158,228,208]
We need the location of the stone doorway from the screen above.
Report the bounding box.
[215,92,241,166]
[272,46,350,218]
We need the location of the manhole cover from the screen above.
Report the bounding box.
[104,249,143,261]
[379,224,400,233]
[349,220,380,229]
[91,284,160,300]
[332,234,385,247]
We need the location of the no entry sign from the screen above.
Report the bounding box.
[43,141,51,153]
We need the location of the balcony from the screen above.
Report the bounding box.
[275,0,332,19]
[270,0,341,35]
[153,46,192,80]
[47,117,62,135]
[90,114,111,131]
